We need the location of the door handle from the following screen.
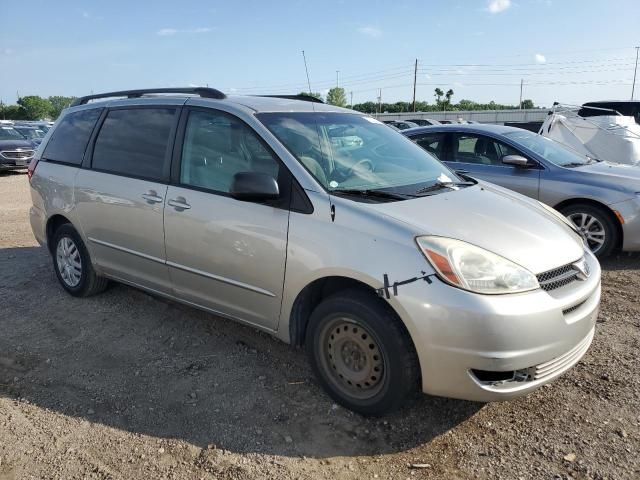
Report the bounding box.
[142,190,163,204]
[168,196,191,211]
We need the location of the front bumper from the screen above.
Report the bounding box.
[390,250,601,402]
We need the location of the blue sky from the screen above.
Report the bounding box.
[1,0,639,107]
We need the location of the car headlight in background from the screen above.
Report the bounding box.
[416,236,540,294]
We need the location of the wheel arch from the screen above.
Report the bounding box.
[553,197,623,249]
[45,214,73,253]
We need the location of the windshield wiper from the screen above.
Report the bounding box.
[331,188,414,201]
[562,162,589,168]
[415,180,475,195]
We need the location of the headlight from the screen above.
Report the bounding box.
[416,236,539,294]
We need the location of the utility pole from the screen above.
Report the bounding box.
[302,50,312,95]
[519,78,524,109]
[632,46,639,100]
[350,91,353,108]
[1,99,4,120]
[336,70,340,88]
[412,58,418,112]
[377,88,382,118]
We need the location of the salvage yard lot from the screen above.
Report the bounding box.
[0,171,638,479]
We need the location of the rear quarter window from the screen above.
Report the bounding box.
[43,108,102,165]
[91,108,176,181]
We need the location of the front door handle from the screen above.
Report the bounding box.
[168,196,191,211]
[142,190,163,204]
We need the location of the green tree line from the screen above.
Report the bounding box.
[303,87,536,113]
[1,96,76,121]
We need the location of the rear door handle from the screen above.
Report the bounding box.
[168,196,191,211]
[142,190,163,204]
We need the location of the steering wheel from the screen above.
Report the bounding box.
[346,158,374,178]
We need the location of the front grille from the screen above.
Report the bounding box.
[533,330,594,381]
[0,150,35,161]
[536,261,581,291]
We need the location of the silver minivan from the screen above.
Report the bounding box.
[29,88,601,415]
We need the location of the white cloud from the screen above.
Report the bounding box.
[487,0,511,14]
[357,26,382,38]
[157,28,178,36]
[1,48,14,55]
[82,11,90,18]
[157,27,213,36]
[535,53,546,64]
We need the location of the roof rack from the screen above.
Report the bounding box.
[70,87,226,106]
[256,94,324,104]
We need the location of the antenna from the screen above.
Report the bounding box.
[302,50,313,95]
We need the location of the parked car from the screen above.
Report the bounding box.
[578,100,640,125]
[30,88,600,415]
[0,125,36,171]
[406,118,441,126]
[382,120,419,130]
[13,125,46,146]
[403,124,640,257]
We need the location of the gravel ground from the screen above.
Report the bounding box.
[0,171,638,479]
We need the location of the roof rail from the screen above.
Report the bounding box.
[70,87,226,106]
[256,94,324,104]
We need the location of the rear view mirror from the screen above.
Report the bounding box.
[502,154,530,167]
[230,172,280,201]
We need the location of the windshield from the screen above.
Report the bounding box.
[257,112,459,195]
[503,129,592,167]
[15,128,45,139]
[0,127,25,141]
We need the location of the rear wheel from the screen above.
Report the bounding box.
[305,289,420,416]
[51,224,109,297]
[559,203,618,257]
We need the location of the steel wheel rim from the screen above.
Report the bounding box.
[567,212,606,254]
[56,236,82,287]
[319,317,385,400]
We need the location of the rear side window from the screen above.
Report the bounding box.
[43,108,102,165]
[413,132,446,160]
[92,108,175,181]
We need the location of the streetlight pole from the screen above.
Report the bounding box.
[632,46,639,100]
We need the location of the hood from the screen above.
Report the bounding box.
[574,161,640,188]
[370,183,584,274]
[0,139,35,151]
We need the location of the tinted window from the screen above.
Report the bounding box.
[413,132,446,160]
[43,108,102,165]
[451,133,503,166]
[180,110,280,193]
[92,108,175,180]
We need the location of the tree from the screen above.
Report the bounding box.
[298,91,323,101]
[520,99,534,109]
[48,96,75,119]
[326,87,347,107]
[17,96,52,120]
[445,89,454,105]
[0,104,27,120]
[434,88,444,104]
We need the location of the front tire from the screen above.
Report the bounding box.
[560,203,618,258]
[51,224,109,297]
[305,289,420,416]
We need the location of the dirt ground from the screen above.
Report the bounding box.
[0,171,638,479]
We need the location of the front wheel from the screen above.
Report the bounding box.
[305,290,420,416]
[560,203,618,258]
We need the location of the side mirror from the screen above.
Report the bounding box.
[230,172,280,201]
[502,154,531,168]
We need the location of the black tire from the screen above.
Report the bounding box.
[305,289,420,416]
[51,223,109,297]
[559,203,619,258]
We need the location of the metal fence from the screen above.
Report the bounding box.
[377,108,549,125]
